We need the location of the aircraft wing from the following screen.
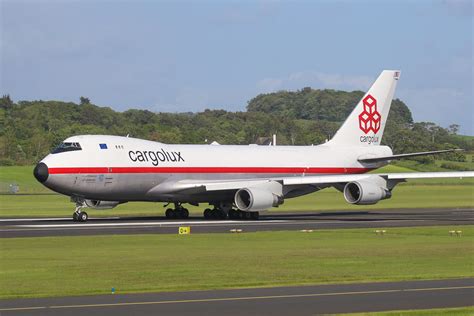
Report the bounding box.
[147,179,277,195]
[282,171,474,185]
[148,171,474,195]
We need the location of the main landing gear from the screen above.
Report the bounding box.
[165,203,189,219]
[72,204,88,222]
[163,202,260,220]
[203,204,259,220]
[203,207,227,220]
[228,209,259,220]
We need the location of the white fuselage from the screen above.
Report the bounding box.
[38,135,392,203]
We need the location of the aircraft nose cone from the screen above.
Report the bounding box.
[33,163,49,183]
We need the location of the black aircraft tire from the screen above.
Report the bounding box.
[228,209,238,220]
[219,210,227,220]
[204,209,212,219]
[250,212,259,220]
[80,212,88,222]
[73,212,79,221]
[182,208,189,219]
[165,208,174,219]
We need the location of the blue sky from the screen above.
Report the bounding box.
[1,0,472,134]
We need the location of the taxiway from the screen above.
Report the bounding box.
[1,278,472,315]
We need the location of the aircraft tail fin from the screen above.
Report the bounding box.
[327,70,400,146]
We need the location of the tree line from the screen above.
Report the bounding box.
[0,90,471,166]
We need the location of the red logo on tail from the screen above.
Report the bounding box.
[358,94,381,134]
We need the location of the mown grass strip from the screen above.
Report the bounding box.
[0,226,472,299]
[338,306,474,315]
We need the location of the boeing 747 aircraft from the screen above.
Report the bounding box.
[33,70,474,221]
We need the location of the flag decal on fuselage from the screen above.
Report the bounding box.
[99,143,108,149]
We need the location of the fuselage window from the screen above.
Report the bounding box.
[51,142,82,154]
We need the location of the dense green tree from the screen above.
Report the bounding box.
[247,88,413,126]
[79,97,90,105]
[0,89,470,165]
[0,95,14,110]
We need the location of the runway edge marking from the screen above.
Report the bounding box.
[15,220,287,228]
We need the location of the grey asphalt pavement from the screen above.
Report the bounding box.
[1,278,472,315]
[0,207,472,238]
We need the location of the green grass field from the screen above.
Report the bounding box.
[0,165,472,217]
[0,226,472,299]
[0,165,54,194]
[340,306,474,316]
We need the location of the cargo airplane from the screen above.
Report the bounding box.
[33,70,474,222]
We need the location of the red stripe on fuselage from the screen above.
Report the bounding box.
[48,167,371,174]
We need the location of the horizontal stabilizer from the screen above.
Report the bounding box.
[358,149,462,163]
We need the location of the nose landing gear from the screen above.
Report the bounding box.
[72,204,88,222]
[71,199,89,222]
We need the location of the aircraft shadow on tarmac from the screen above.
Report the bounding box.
[81,209,472,223]
[38,211,417,223]
[25,208,470,224]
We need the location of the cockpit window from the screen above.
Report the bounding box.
[51,142,82,154]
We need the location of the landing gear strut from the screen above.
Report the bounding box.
[165,203,189,219]
[72,203,88,222]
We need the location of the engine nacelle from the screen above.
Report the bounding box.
[343,181,391,205]
[234,187,282,212]
[84,200,120,209]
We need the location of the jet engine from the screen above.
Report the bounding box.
[84,200,120,209]
[343,181,391,205]
[234,187,282,212]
